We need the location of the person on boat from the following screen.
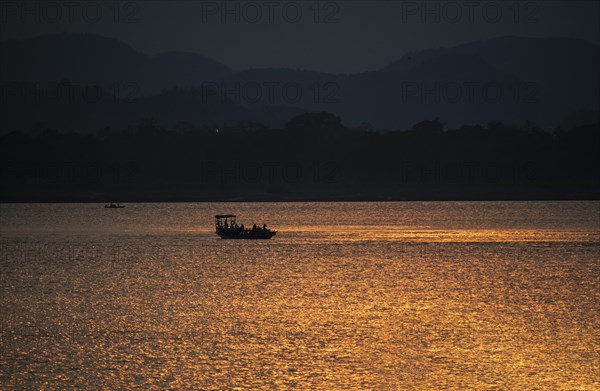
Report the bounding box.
[224,221,229,228]
[240,224,244,230]
[262,223,267,230]
[252,224,257,230]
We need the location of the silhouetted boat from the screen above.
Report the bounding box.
[104,203,125,209]
[215,214,276,239]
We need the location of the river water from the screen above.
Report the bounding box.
[1,201,599,389]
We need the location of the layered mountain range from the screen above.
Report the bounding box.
[1,33,598,132]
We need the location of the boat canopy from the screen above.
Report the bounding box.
[215,214,236,219]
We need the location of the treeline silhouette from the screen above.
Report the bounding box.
[1,112,598,201]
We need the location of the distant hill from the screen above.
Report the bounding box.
[0,33,232,95]
[383,47,448,73]
[1,33,598,131]
[223,36,600,129]
[0,82,304,133]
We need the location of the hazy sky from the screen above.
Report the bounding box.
[1,0,598,73]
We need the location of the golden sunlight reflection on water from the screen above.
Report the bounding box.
[1,202,599,389]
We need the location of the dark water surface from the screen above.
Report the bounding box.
[1,202,599,389]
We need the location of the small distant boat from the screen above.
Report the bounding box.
[104,202,125,209]
[215,214,276,239]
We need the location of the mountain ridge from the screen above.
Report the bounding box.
[1,33,598,131]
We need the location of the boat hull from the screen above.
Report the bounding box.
[216,228,276,239]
